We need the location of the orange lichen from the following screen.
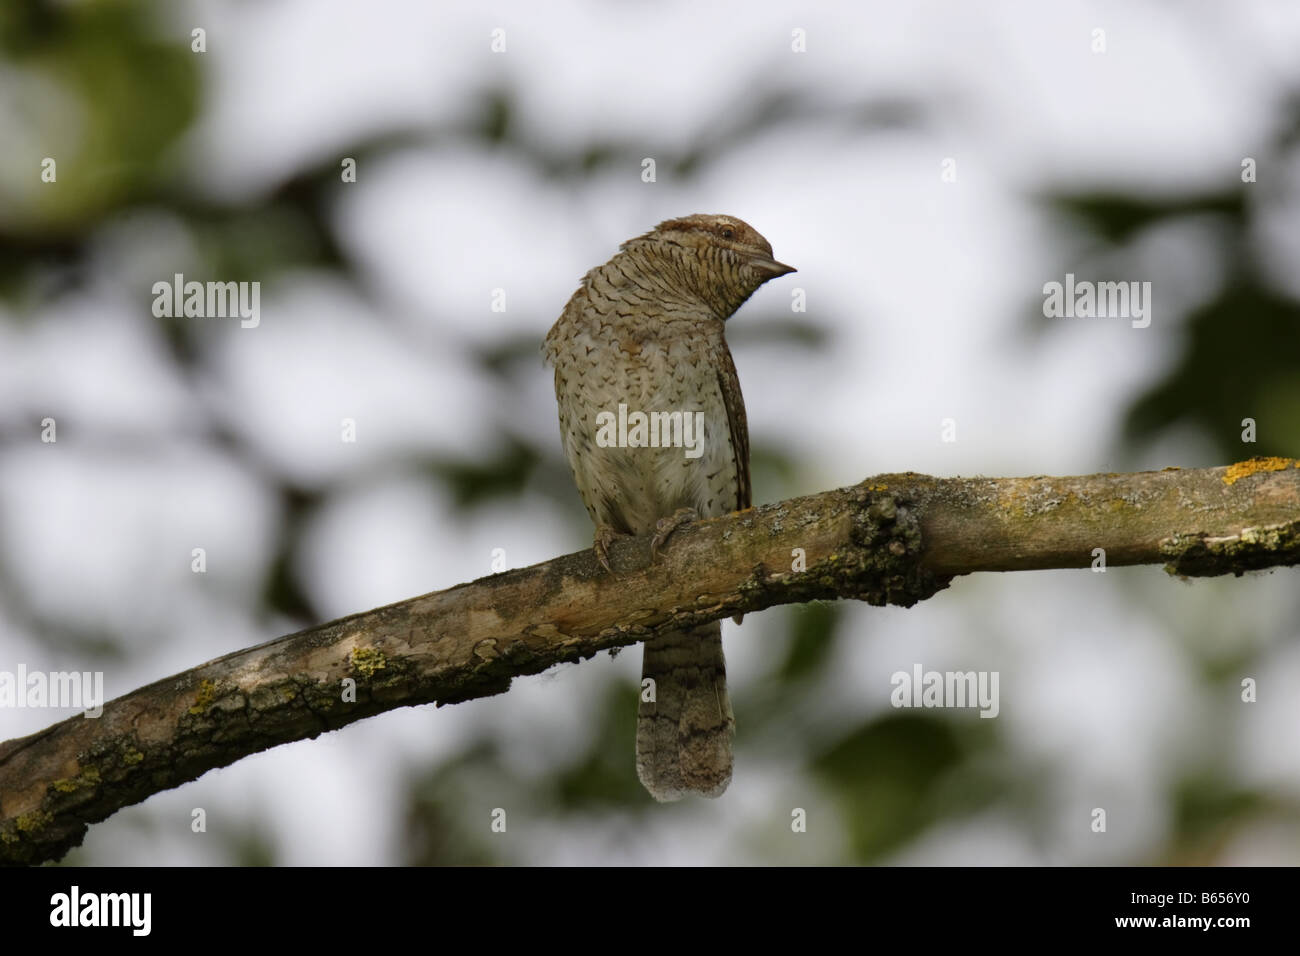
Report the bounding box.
[1222,457,1297,486]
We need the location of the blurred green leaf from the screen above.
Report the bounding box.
[812,712,996,861]
[1124,283,1300,459]
[776,601,840,683]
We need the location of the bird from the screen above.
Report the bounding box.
[543,214,795,801]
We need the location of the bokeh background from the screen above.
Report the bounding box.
[1,0,1298,865]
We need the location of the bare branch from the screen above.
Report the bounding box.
[2,459,1296,864]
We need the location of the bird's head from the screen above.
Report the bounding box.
[622,214,796,318]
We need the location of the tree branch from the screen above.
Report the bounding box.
[2,459,1297,864]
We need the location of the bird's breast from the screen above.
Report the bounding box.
[552,316,738,531]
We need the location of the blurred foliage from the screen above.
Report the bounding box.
[811,713,998,860]
[1034,92,1300,463]
[0,0,198,233]
[775,599,841,682]
[1025,98,1300,867]
[1,0,1295,865]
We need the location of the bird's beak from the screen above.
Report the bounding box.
[749,256,797,278]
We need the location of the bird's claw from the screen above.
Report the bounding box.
[650,508,699,562]
[593,524,628,573]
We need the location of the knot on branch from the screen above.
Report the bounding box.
[845,486,952,607]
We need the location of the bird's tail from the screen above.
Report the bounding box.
[636,622,734,801]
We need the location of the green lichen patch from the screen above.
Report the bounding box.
[15,809,53,833]
[52,766,102,793]
[1162,520,1300,576]
[351,647,388,678]
[189,678,218,715]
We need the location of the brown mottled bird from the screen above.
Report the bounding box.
[544,214,795,801]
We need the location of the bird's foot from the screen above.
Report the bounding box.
[650,508,699,562]
[593,524,631,573]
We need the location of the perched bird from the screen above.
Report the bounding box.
[544,214,795,801]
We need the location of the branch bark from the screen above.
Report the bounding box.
[2,459,1297,864]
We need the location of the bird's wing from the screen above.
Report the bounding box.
[710,337,750,512]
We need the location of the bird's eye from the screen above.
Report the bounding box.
[720,227,734,240]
